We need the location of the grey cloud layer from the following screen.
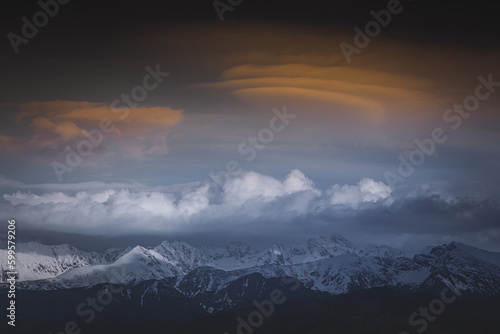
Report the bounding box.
[2,169,499,253]
[2,170,391,233]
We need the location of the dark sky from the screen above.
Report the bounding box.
[0,0,499,253]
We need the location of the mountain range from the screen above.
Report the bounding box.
[2,234,500,333]
[2,234,500,296]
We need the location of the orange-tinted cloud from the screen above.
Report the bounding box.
[132,23,498,122]
[0,134,18,152]
[2,101,183,155]
[15,100,182,126]
[199,64,442,122]
[232,87,385,120]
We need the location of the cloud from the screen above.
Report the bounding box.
[198,63,444,122]
[29,117,83,147]
[232,87,385,120]
[14,101,182,126]
[223,169,320,205]
[328,178,392,208]
[0,134,18,151]
[1,101,183,158]
[1,171,499,252]
[1,170,389,235]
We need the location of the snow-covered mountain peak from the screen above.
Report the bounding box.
[284,234,357,265]
[202,242,260,270]
[103,246,132,263]
[6,234,500,300]
[306,234,356,255]
[0,241,105,282]
[256,243,293,266]
[17,241,77,254]
[434,241,500,268]
[360,245,406,258]
[153,241,213,272]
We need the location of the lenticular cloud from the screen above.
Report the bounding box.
[1,170,392,234]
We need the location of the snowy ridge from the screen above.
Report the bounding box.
[1,234,363,283]
[55,246,184,287]
[3,235,500,300]
[0,241,105,281]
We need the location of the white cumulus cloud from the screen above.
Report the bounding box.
[328,178,392,208]
[1,170,391,235]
